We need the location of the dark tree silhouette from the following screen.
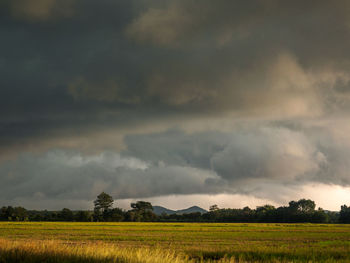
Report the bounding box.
[60,208,73,221]
[129,201,156,222]
[94,192,114,213]
[209,204,219,212]
[289,199,315,213]
[131,201,153,212]
[93,192,114,221]
[339,205,350,223]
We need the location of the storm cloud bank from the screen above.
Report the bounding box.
[2,123,350,208]
[1,0,350,209]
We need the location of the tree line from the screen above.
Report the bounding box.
[1,192,350,223]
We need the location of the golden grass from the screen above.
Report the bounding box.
[0,239,190,263]
[1,223,350,262]
[0,238,346,263]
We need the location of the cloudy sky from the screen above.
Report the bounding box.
[1,0,350,211]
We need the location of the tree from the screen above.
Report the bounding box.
[256,205,276,222]
[0,207,10,221]
[130,201,153,212]
[287,199,317,222]
[14,207,28,221]
[104,208,125,222]
[209,204,219,212]
[0,206,28,221]
[94,192,114,213]
[130,201,156,222]
[75,211,93,222]
[93,192,114,221]
[125,211,141,222]
[60,208,74,221]
[339,205,350,223]
[312,208,328,223]
[289,199,315,213]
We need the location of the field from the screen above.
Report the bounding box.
[0,222,349,262]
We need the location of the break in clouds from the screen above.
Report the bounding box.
[1,0,350,209]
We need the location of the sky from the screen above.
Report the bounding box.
[1,0,350,211]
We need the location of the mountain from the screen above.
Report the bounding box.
[152,206,176,215]
[152,205,207,215]
[175,206,208,215]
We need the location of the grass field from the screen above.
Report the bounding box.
[0,222,349,262]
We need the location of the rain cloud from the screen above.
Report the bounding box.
[1,0,350,209]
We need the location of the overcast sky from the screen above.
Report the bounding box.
[1,0,350,211]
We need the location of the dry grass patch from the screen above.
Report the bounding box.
[0,239,189,263]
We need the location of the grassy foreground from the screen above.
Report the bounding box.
[0,222,349,262]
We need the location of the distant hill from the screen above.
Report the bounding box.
[176,206,208,215]
[152,206,176,215]
[152,205,207,215]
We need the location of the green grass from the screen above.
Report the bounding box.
[0,222,349,262]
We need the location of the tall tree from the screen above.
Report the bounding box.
[94,192,114,215]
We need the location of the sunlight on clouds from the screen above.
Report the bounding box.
[117,183,350,211]
[300,184,350,211]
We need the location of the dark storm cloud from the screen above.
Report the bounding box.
[1,0,350,152]
[0,0,140,153]
[1,123,349,208]
[123,129,229,169]
[1,0,350,207]
[0,150,220,203]
[123,127,327,184]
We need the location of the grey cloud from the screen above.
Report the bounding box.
[210,127,324,181]
[1,123,350,209]
[8,0,75,21]
[123,129,229,169]
[125,0,350,114]
[124,127,326,183]
[1,1,350,208]
[1,0,350,158]
[126,1,264,47]
[0,150,220,203]
[123,124,350,189]
[126,1,350,64]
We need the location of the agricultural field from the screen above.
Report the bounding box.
[0,222,349,262]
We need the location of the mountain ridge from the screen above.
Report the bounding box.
[152,205,207,215]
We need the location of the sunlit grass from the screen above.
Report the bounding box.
[0,222,349,262]
[0,239,189,263]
